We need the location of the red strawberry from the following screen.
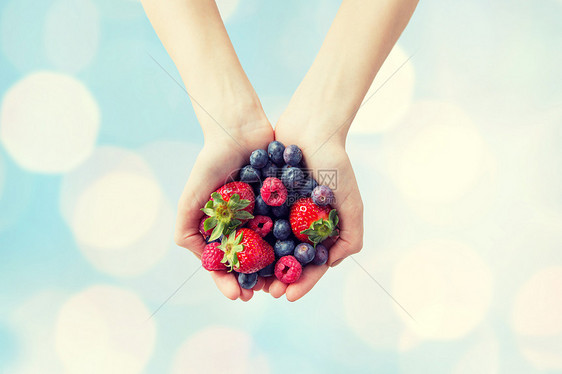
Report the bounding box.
[289,197,339,245]
[201,242,227,271]
[219,228,275,274]
[201,182,255,241]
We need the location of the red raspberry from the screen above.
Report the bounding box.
[201,242,227,271]
[275,255,302,284]
[199,216,213,239]
[260,177,288,206]
[246,215,273,237]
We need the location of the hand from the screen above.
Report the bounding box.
[268,120,364,301]
[174,118,274,301]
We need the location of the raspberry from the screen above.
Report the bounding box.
[260,177,287,206]
[275,255,302,284]
[201,242,227,271]
[246,215,273,237]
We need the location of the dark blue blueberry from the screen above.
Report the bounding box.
[274,239,295,258]
[250,149,268,169]
[299,178,319,197]
[283,145,303,166]
[238,272,258,289]
[239,165,261,183]
[282,166,305,189]
[258,262,275,277]
[286,191,301,206]
[254,195,270,216]
[271,203,289,218]
[311,185,335,206]
[273,219,291,240]
[294,243,315,265]
[267,141,285,165]
[261,161,278,178]
[311,244,328,265]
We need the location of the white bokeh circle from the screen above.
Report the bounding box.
[392,239,493,340]
[60,146,172,277]
[381,101,486,203]
[512,267,562,371]
[216,0,240,22]
[171,326,269,374]
[44,0,100,73]
[55,285,156,374]
[453,336,500,374]
[350,44,415,134]
[0,71,100,173]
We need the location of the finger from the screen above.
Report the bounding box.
[262,277,275,293]
[239,287,254,302]
[210,271,240,300]
[285,264,329,302]
[253,276,266,292]
[269,279,288,298]
[328,198,363,266]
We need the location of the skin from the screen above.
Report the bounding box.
[141,0,418,301]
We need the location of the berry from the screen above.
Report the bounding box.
[286,191,301,206]
[258,262,275,277]
[219,228,275,274]
[201,182,255,241]
[267,141,285,165]
[294,242,315,265]
[274,239,295,258]
[199,216,212,239]
[271,203,289,218]
[260,177,288,206]
[311,185,335,206]
[273,219,291,240]
[311,244,328,265]
[289,197,338,244]
[239,165,261,183]
[201,242,227,271]
[275,255,302,284]
[247,215,273,237]
[299,178,318,198]
[283,145,303,166]
[254,195,271,216]
[250,149,268,169]
[282,166,304,189]
[238,272,258,289]
[261,161,278,178]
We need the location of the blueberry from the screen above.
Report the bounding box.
[261,161,279,178]
[254,195,270,216]
[311,185,335,206]
[250,149,268,169]
[282,166,304,189]
[239,165,261,183]
[274,239,295,258]
[286,191,301,205]
[238,272,258,289]
[294,243,315,265]
[258,262,275,277]
[273,219,291,240]
[311,244,328,265]
[283,145,303,166]
[271,203,289,218]
[267,141,285,165]
[299,178,319,197]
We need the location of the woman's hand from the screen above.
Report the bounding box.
[174,117,274,302]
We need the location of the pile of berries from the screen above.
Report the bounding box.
[199,141,339,289]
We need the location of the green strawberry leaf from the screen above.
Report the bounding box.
[203,217,218,231]
[234,210,254,220]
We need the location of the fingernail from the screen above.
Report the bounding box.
[331,258,344,267]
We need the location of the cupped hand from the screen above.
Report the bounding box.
[174,121,273,301]
[268,122,364,301]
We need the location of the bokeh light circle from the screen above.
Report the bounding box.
[392,239,493,340]
[171,326,269,374]
[0,71,100,173]
[350,44,415,133]
[55,285,156,374]
[44,0,100,73]
[60,146,172,277]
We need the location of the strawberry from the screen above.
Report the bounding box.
[219,228,275,274]
[201,242,227,271]
[201,182,255,241]
[289,197,339,245]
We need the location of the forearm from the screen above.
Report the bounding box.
[283,0,418,141]
[141,0,266,137]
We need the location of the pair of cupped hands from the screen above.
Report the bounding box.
[174,105,364,302]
